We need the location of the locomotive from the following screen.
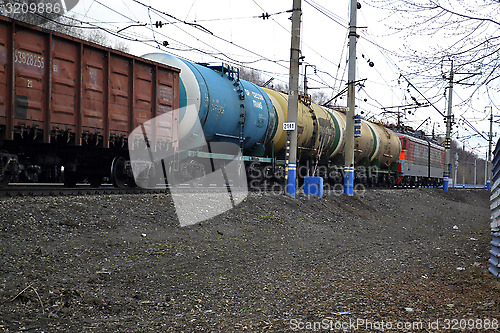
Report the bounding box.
[396,130,445,187]
[0,15,445,189]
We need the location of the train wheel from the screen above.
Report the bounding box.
[64,171,77,188]
[0,154,18,188]
[0,166,10,188]
[368,175,378,188]
[387,176,395,187]
[89,176,102,188]
[111,156,129,188]
[0,172,10,188]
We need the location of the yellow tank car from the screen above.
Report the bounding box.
[261,88,287,153]
[262,88,337,160]
[325,107,346,159]
[366,122,401,167]
[326,109,375,165]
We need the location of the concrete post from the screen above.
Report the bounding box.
[488,106,493,191]
[344,0,359,196]
[443,62,453,192]
[285,0,302,198]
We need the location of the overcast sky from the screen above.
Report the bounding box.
[66,0,497,158]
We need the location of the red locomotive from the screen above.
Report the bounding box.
[396,132,445,187]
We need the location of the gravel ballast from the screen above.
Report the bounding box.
[0,188,498,332]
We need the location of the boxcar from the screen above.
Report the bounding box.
[0,16,180,187]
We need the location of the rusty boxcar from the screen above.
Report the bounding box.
[0,16,180,187]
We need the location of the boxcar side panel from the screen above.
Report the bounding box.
[156,67,179,149]
[134,62,153,127]
[81,46,105,134]
[14,28,47,127]
[109,54,131,136]
[157,68,177,115]
[51,36,78,130]
[0,21,9,128]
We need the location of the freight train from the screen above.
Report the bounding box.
[0,15,445,189]
[141,53,445,188]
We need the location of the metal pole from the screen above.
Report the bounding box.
[303,64,307,96]
[474,159,477,185]
[485,151,488,186]
[285,0,302,198]
[443,61,453,192]
[487,106,493,190]
[397,107,401,129]
[344,0,358,196]
[454,152,458,188]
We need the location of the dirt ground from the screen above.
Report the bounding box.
[0,188,498,332]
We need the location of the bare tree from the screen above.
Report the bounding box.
[367,0,500,97]
[239,66,289,93]
[1,0,129,52]
[239,67,268,86]
[311,90,330,106]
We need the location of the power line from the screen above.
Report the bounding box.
[252,0,347,77]
[131,0,290,68]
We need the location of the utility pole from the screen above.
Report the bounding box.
[344,0,359,196]
[454,152,458,188]
[443,61,454,192]
[474,159,477,185]
[441,64,479,191]
[397,107,401,129]
[285,0,302,198]
[485,151,488,186]
[487,106,493,191]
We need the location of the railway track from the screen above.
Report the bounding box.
[0,183,169,197]
[0,181,486,198]
[0,182,251,197]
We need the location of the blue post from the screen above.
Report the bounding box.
[487,180,491,191]
[443,176,449,192]
[286,163,296,198]
[344,167,354,196]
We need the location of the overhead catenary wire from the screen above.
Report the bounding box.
[16,0,490,151]
[61,0,397,111]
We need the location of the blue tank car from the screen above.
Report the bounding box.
[143,53,277,156]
